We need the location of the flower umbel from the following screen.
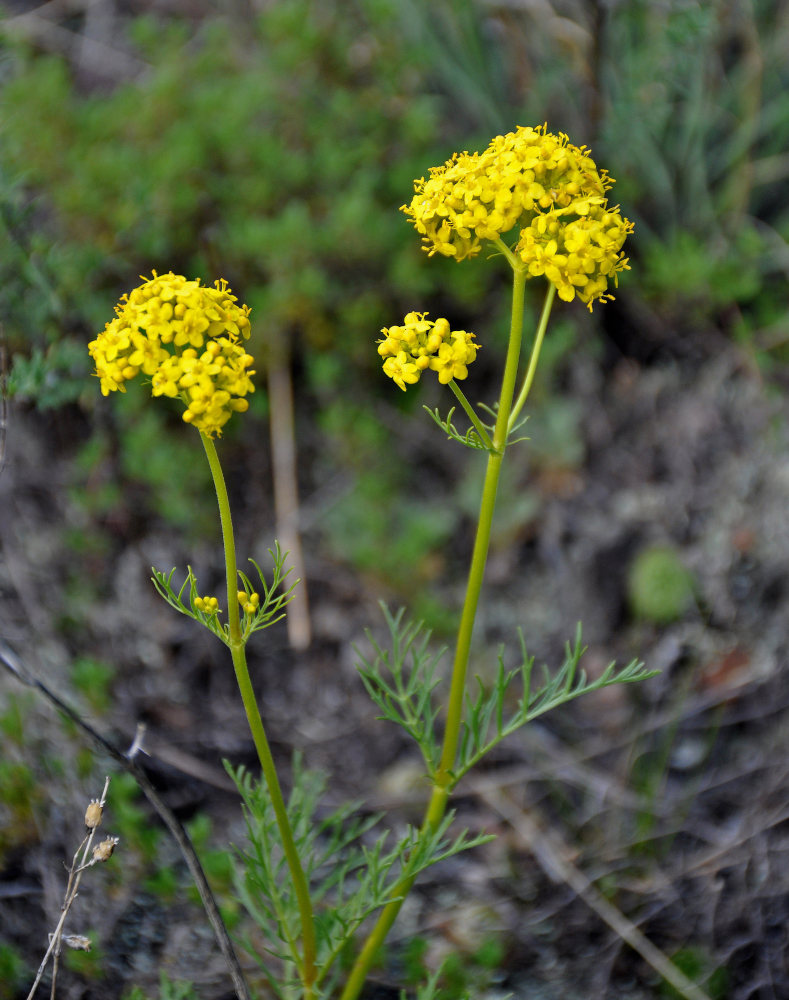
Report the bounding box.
[88,271,255,437]
[516,204,632,307]
[401,123,632,309]
[377,312,478,390]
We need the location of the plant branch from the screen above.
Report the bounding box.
[508,281,555,432]
[447,379,495,452]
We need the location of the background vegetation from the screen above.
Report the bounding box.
[1,1,788,998]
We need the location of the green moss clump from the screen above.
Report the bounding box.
[628,544,695,624]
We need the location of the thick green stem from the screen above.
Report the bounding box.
[200,434,318,998]
[432,267,526,789]
[339,267,532,1000]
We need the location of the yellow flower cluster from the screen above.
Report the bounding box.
[88,271,255,437]
[516,206,632,307]
[195,595,221,616]
[401,124,632,308]
[237,590,260,615]
[377,312,478,390]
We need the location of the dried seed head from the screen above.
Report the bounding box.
[92,836,119,863]
[84,800,103,830]
[63,934,92,952]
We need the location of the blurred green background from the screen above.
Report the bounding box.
[2,0,787,573]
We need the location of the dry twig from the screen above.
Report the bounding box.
[480,785,714,1000]
[267,345,311,650]
[26,776,115,1000]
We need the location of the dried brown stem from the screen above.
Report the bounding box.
[268,346,311,650]
[26,777,110,1000]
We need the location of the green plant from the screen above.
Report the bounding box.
[628,544,696,624]
[386,933,501,1000]
[110,771,162,864]
[0,692,33,744]
[73,116,716,1000]
[122,974,200,1000]
[0,760,37,813]
[440,935,506,998]
[0,942,29,1000]
[660,947,728,1000]
[184,814,240,926]
[70,657,115,714]
[402,935,430,987]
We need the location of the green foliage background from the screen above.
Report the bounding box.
[0,0,785,621]
[2,0,787,581]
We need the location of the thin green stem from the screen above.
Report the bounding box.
[493,235,520,271]
[447,379,495,452]
[201,435,242,644]
[508,281,556,433]
[339,266,529,1000]
[200,433,318,998]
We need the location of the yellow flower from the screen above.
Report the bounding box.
[382,351,421,392]
[195,595,221,615]
[516,204,633,308]
[401,124,632,309]
[377,312,478,390]
[88,271,255,437]
[429,342,469,384]
[238,591,260,615]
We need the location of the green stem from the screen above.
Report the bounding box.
[339,266,529,1000]
[493,235,520,271]
[508,281,555,433]
[200,433,318,998]
[447,379,495,452]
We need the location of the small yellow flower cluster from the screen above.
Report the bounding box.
[516,206,632,307]
[195,595,221,616]
[401,124,632,308]
[88,272,255,437]
[377,312,478,390]
[237,590,260,615]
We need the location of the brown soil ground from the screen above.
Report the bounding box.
[2,325,789,1000]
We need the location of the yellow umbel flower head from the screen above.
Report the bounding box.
[89,272,255,437]
[516,204,633,307]
[401,124,632,309]
[377,312,477,390]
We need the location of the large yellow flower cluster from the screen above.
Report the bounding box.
[401,124,632,308]
[377,312,478,390]
[89,272,255,437]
